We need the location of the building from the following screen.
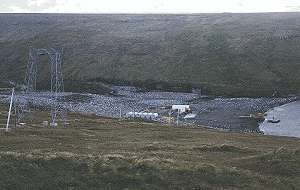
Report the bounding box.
[171,105,191,114]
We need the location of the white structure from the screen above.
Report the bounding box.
[5,88,14,132]
[172,105,190,114]
[126,112,159,120]
[184,113,197,119]
[43,121,49,127]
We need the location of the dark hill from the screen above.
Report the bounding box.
[1,13,300,96]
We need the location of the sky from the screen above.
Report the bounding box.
[0,0,300,13]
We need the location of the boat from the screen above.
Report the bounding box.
[267,119,280,123]
[267,117,280,123]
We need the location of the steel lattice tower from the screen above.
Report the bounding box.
[17,48,66,127]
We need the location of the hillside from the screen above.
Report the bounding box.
[0,13,300,96]
[0,104,299,189]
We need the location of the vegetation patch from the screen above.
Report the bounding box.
[192,144,255,153]
[0,105,299,189]
[235,147,300,178]
[0,153,297,190]
[2,14,300,97]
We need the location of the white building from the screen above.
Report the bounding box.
[172,105,190,114]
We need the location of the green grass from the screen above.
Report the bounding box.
[1,13,300,96]
[0,104,299,189]
[1,153,298,190]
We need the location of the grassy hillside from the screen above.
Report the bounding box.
[0,13,300,96]
[0,104,299,189]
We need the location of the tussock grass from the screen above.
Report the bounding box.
[0,152,298,190]
[235,148,300,177]
[0,105,299,189]
[192,144,255,153]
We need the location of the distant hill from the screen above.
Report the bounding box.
[0,13,300,96]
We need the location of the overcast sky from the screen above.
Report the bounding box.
[1,0,300,13]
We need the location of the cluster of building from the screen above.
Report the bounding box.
[125,105,196,122]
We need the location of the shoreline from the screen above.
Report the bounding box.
[259,100,300,138]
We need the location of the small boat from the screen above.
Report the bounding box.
[267,117,280,123]
[267,119,280,123]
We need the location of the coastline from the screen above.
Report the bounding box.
[260,100,300,138]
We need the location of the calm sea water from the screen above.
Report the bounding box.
[260,101,300,138]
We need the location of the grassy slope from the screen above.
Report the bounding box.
[0,104,299,189]
[0,13,300,96]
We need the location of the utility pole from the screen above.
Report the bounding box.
[176,109,180,126]
[168,110,171,125]
[6,88,14,132]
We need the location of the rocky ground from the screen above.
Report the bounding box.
[190,97,296,132]
[0,86,296,132]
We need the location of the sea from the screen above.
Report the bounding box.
[260,100,300,138]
